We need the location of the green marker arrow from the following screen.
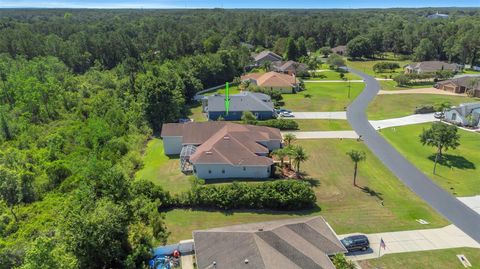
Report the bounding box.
[225,82,230,116]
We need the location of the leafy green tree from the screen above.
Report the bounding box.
[420,122,460,174]
[414,38,437,61]
[393,74,410,86]
[61,198,130,269]
[0,166,20,222]
[346,150,366,186]
[318,46,332,57]
[285,37,298,61]
[332,254,356,269]
[45,161,72,190]
[19,236,77,269]
[296,37,308,58]
[241,111,257,124]
[327,53,346,69]
[347,36,373,59]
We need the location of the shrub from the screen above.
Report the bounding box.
[256,119,299,130]
[393,74,410,86]
[373,62,400,73]
[414,105,435,114]
[180,180,316,210]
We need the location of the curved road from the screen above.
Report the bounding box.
[346,68,480,243]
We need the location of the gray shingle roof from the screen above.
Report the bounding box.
[193,216,347,269]
[207,91,274,112]
[254,50,282,62]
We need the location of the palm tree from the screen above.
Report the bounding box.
[262,60,272,72]
[292,146,308,176]
[283,133,296,147]
[346,150,366,186]
[272,148,287,168]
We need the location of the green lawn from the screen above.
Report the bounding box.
[186,103,207,122]
[205,85,241,96]
[294,119,351,131]
[346,57,409,78]
[283,82,364,111]
[359,248,480,269]
[379,80,435,91]
[382,123,480,196]
[135,138,194,194]
[304,70,361,81]
[163,139,447,243]
[367,94,480,120]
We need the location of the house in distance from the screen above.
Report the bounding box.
[404,61,459,74]
[202,91,276,121]
[241,71,300,93]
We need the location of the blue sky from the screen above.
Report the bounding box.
[0,0,478,9]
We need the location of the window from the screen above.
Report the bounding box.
[267,167,270,173]
[222,169,225,174]
[243,167,246,171]
[452,113,456,120]
[208,170,211,174]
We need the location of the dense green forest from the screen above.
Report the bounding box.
[0,8,480,269]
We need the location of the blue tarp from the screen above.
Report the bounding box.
[152,241,194,257]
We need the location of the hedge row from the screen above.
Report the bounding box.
[178,180,316,210]
[256,119,299,130]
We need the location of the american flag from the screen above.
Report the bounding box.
[380,238,386,250]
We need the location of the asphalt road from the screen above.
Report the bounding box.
[346,68,480,244]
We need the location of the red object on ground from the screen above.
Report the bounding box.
[173,250,180,258]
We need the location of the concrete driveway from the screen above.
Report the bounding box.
[291,111,347,119]
[369,113,438,129]
[282,131,358,139]
[458,196,480,215]
[379,88,465,96]
[341,225,480,261]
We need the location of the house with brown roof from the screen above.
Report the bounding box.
[331,45,347,56]
[253,50,283,66]
[193,216,347,269]
[436,75,480,97]
[272,60,308,75]
[241,71,300,93]
[160,122,282,179]
[405,61,459,74]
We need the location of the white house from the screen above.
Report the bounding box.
[444,102,480,127]
[160,122,282,180]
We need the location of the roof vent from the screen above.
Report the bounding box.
[244,259,249,264]
[223,136,230,140]
[206,151,213,155]
[258,228,263,231]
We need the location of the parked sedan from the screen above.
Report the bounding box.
[276,108,292,113]
[434,111,444,119]
[341,235,370,252]
[279,111,294,117]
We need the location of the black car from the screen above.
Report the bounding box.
[341,235,370,252]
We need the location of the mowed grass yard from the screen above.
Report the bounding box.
[135,138,194,194]
[346,56,409,78]
[367,94,480,120]
[161,139,447,243]
[359,248,480,269]
[382,123,480,196]
[303,70,361,81]
[294,119,352,131]
[283,82,364,111]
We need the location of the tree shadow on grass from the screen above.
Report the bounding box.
[427,154,476,170]
[358,186,383,202]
